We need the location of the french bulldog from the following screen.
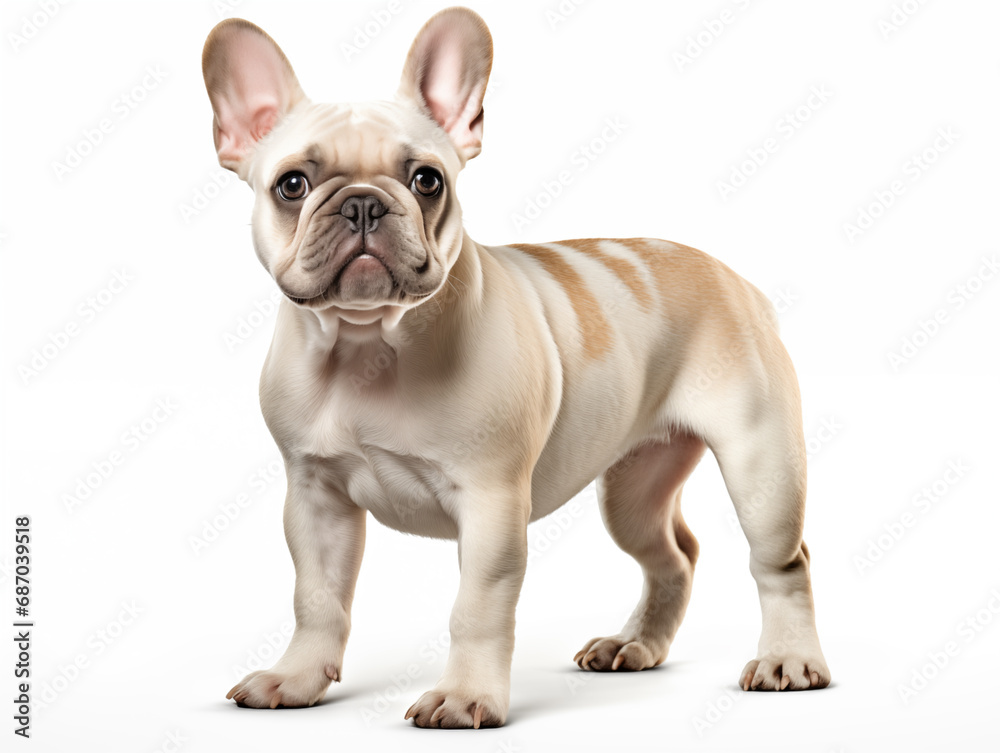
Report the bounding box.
[202,6,830,728]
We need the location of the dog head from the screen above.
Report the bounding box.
[202,8,492,319]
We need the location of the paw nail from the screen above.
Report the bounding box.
[780,675,790,690]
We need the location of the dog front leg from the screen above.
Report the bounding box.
[405,490,529,728]
[228,462,366,708]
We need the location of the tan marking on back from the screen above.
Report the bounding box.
[616,237,727,319]
[556,238,654,310]
[617,237,776,346]
[615,237,714,291]
[509,243,612,360]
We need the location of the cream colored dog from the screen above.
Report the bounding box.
[203,7,830,728]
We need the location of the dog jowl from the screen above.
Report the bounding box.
[202,6,830,728]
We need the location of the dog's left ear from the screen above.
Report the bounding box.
[397,7,493,162]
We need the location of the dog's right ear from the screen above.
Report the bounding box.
[202,19,306,178]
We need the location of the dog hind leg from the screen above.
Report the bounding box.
[575,431,705,671]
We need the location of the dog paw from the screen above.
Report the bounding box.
[404,685,508,728]
[573,634,666,671]
[227,663,339,708]
[740,654,830,691]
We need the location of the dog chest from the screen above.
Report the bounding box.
[320,442,460,538]
[269,375,463,538]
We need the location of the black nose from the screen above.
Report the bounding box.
[340,195,387,235]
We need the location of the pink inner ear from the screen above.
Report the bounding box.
[210,32,298,165]
[419,35,483,151]
[215,98,280,165]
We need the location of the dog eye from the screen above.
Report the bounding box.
[276,171,310,201]
[410,168,443,198]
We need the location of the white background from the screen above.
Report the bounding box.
[2,0,999,751]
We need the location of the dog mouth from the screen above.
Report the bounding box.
[285,246,399,307]
[333,248,396,287]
